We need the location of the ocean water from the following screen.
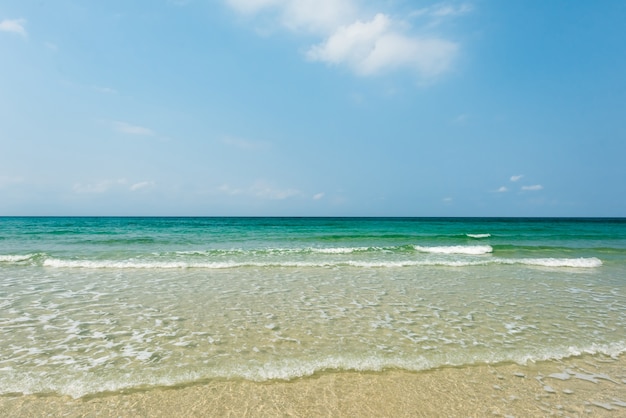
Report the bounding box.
[0,217,625,398]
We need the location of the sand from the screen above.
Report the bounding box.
[2,354,625,417]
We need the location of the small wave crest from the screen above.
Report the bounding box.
[2,343,624,398]
[414,245,493,255]
[512,257,603,268]
[0,253,42,263]
[466,233,491,239]
[39,256,602,269]
[311,247,371,254]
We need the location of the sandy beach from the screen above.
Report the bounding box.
[2,353,624,417]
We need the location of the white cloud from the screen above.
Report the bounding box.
[113,121,155,136]
[0,19,27,37]
[495,186,508,193]
[521,184,543,191]
[226,1,462,78]
[307,14,457,77]
[313,192,325,200]
[443,197,453,203]
[130,181,155,191]
[510,175,523,182]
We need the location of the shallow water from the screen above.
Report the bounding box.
[1,217,625,399]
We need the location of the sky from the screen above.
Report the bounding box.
[1,0,625,217]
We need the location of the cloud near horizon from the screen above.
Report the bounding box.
[225,0,463,78]
[73,179,155,194]
[219,180,303,200]
[130,181,156,191]
[0,18,27,37]
[73,179,127,194]
[521,184,543,191]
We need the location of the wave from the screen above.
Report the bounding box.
[511,257,603,268]
[466,233,491,239]
[0,253,42,263]
[38,256,602,269]
[414,245,493,255]
[1,343,623,398]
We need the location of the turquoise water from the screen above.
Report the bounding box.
[1,217,625,397]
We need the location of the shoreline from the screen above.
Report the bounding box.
[2,354,625,417]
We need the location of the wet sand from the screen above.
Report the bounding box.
[2,354,625,417]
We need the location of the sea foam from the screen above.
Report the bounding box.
[40,257,603,269]
[0,254,38,262]
[414,245,493,255]
[466,233,491,239]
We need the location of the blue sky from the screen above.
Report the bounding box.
[1,0,625,216]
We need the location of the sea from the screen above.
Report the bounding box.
[1,217,625,399]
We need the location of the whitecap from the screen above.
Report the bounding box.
[466,233,491,239]
[414,245,493,255]
[512,257,603,268]
[0,254,37,262]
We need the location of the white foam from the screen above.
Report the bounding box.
[40,255,603,270]
[466,233,491,239]
[312,247,369,254]
[513,257,603,268]
[0,254,36,262]
[414,245,493,255]
[42,258,241,269]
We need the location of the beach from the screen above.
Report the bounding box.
[1,217,625,416]
[2,354,625,417]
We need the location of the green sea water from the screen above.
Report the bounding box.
[1,217,625,397]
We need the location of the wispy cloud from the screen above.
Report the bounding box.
[410,3,473,19]
[44,41,58,51]
[0,18,27,37]
[130,181,155,191]
[225,1,464,79]
[521,184,543,191]
[73,179,155,193]
[494,186,508,193]
[313,192,325,200]
[94,86,118,95]
[228,0,356,32]
[113,121,155,136]
[73,179,127,194]
[510,174,523,182]
[219,180,302,200]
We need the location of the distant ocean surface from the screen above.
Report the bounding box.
[1,217,625,398]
